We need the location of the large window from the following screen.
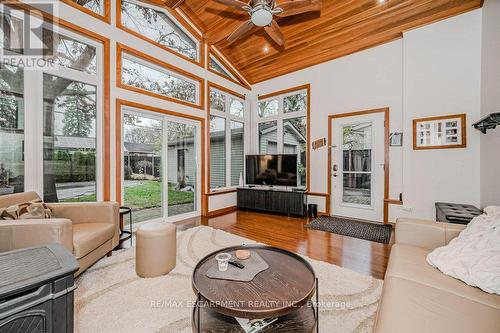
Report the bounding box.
[66,0,105,15]
[43,75,97,202]
[0,65,24,195]
[122,108,200,223]
[123,113,163,223]
[209,86,245,190]
[119,47,202,108]
[258,87,308,188]
[0,7,104,201]
[120,0,199,62]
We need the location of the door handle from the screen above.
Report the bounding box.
[333,173,338,177]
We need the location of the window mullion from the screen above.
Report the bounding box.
[277,97,284,154]
[225,97,231,188]
[23,70,44,195]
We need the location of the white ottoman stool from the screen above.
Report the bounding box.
[135,222,176,278]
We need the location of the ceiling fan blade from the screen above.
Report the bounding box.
[164,0,185,8]
[264,20,285,47]
[214,0,250,11]
[276,0,322,17]
[227,20,254,43]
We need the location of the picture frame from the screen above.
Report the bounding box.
[389,132,403,146]
[413,114,466,150]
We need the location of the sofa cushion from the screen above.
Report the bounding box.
[375,275,500,333]
[73,223,114,259]
[386,244,500,309]
[0,192,40,208]
[0,199,53,220]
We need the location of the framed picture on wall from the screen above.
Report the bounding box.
[413,114,466,150]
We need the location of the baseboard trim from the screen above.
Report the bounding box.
[208,206,237,217]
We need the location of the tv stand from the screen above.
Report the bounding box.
[237,187,307,216]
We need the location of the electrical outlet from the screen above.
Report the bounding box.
[401,205,413,212]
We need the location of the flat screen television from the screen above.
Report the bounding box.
[246,154,298,187]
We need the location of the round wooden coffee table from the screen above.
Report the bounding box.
[192,245,317,332]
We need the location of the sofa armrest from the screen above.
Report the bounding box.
[48,202,120,248]
[395,218,465,250]
[0,218,73,253]
[48,202,119,225]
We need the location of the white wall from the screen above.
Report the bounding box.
[480,0,500,207]
[252,10,483,221]
[399,10,482,219]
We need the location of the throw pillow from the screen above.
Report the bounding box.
[426,212,500,295]
[484,205,500,217]
[0,199,53,220]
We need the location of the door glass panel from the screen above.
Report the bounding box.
[0,65,24,195]
[167,121,196,217]
[43,74,97,203]
[342,122,372,206]
[342,174,371,205]
[343,150,371,172]
[259,121,277,154]
[123,113,163,223]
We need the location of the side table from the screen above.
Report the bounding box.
[119,206,133,246]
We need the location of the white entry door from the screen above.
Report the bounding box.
[330,113,385,222]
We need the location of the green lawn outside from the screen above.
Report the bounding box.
[58,181,194,209]
[60,194,96,203]
[125,181,193,210]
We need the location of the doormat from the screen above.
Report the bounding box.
[306,216,392,244]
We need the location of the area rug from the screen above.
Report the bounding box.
[306,216,392,244]
[75,225,383,333]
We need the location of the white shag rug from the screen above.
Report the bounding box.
[75,226,382,333]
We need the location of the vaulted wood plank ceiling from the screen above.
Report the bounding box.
[176,0,482,84]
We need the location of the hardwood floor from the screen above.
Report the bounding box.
[176,210,393,280]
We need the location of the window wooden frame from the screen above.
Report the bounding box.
[116,0,204,68]
[116,43,205,110]
[3,0,111,201]
[115,99,206,216]
[60,0,111,24]
[207,81,246,194]
[208,47,251,90]
[413,114,467,150]
[257,84,311,192]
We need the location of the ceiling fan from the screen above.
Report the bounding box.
[215,0,322,46]
[164,0,322,46]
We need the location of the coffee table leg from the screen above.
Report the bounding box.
[316,278,319,333]
[197,292,201,333]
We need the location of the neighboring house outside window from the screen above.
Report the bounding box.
[258,89,308,188]
[209,86,246,190]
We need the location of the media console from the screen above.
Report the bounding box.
[237,187,307,216]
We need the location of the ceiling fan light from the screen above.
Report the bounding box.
[251,8,273,27]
